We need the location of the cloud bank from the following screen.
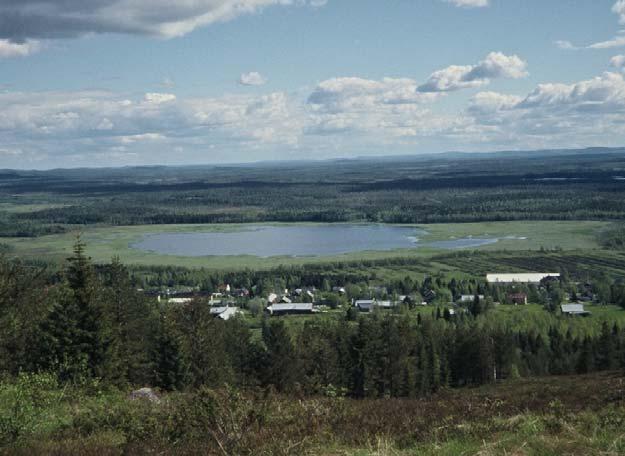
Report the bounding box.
[0,0,326,42]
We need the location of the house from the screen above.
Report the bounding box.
[459,294,484,303]
[354,299,396,312]
[561,304,591,316]
[508,293,528,305]
[266,303,315,316]
[487,273,560,284]
[423,289,437,303]
[209,306,241,320]
[267,293,278,304]
[354,299,376,312]
[232,288,250,298]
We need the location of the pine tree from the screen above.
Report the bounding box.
[153,313,186,390]
[38,237,107,381]
[263,319,300,392]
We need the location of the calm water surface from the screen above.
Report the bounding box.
[131,225,504,257]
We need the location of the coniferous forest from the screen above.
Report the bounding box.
[2,236,625,453]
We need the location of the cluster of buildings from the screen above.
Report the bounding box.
[147,270,595,320]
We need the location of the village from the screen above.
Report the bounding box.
[151,271,598,320]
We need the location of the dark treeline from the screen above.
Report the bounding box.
[2,150,625,236]
[2,242,625,398]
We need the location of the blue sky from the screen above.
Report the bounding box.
[0,0,623,168]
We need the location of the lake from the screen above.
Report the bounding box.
[131,224,506,258]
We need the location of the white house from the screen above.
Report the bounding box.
[209,306,241,320]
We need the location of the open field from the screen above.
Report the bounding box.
[0,220,609,269]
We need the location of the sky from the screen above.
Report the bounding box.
[0,0,624,168]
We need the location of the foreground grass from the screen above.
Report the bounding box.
[0,220,607,269]
[2,372,625,455]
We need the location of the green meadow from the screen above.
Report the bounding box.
[0,220,608,269]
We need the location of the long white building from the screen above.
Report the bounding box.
[486,273,560,284]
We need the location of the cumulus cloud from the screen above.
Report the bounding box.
[444,0,489,7]
[306,76,460,138]
[0,0,327,42]
[467,71,625,148]
[308,77,438,112]
[0,88,305,167]
[417,52,528,93]
[4,68,625,167]
[0,39,41,58]
[239,72,267,86]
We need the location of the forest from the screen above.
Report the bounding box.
[1,148,625,237]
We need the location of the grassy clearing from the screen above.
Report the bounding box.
[0,220,608,269]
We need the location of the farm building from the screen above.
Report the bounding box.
[266,303,315,316]
[486,273,560,284]
[508,293,528,305]
[167,297,193,305]
[561,304,591,316]
[354,299,396,312]
[209,306,241,320]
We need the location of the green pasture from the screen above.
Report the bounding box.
[0,220,608,269]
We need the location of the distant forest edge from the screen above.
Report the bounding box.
[1,148,625,237]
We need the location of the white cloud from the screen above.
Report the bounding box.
[144,93,176,104]
[467,72,625,147]
[0,1,328,42]
[306,76,459,139]
[611,54,625,69]
[418,52,528,92]
[555,40,578,50]
[468,91,523,114]
[4,68,625,167]
[444,0,489,8]
[0,88,304,166]
[119,132,166,144]
[588,32,625,50]
[0,39,41,58]
[239,72,267,86]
